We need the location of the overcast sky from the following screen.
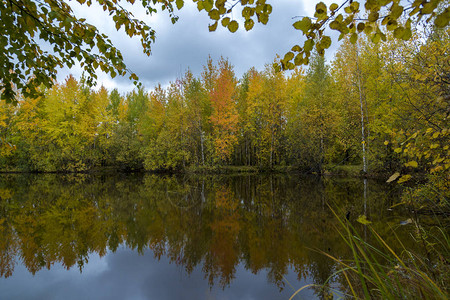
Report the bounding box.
[60,0,338,93]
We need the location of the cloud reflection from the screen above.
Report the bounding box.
[1,247,313,300]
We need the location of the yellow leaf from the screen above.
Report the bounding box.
[404,161,418,168]
[387,172,400,183]
[357,215,371,225]
[431,166,443,173]
[432,157,444,164]
[394,147,402,153]
[398,175,412,184]
[384,140,389,145]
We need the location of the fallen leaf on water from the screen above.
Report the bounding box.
[400,218,413,225]
[387,172,400,183]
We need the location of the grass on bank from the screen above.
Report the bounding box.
[291,206,449,299]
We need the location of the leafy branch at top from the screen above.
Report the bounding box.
[1,0,449,103]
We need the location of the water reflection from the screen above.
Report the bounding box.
[0,173,406,298]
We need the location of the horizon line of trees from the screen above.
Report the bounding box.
[0,25,448,176]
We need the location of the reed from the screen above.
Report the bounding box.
[292,206,449,299]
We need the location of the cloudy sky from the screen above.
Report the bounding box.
[60,0,338,93]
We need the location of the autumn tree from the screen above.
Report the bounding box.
[184,70,211,166]
[332,37,372,170]
[244,63,287,168]
[0,100,16,169]
[209,57,239,163]
[289,54,339,173]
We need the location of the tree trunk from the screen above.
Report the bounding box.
[356,47,367,173]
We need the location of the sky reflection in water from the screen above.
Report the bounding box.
[2,247,314,300]
[0,174,406,299]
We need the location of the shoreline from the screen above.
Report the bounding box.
[0,164,393,180]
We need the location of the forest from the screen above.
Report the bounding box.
[1,26,448,179]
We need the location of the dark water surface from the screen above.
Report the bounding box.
[0,173,411,299]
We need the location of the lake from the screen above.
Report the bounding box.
[0,173,415,299]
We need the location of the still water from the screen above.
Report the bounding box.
[0,173,410,299]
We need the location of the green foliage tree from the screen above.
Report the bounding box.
[288,54,339,173]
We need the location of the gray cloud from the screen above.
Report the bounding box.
[58,0,324,93]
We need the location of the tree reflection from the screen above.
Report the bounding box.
[0,173,406,294]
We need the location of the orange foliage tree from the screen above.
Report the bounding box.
[210,58,239,163]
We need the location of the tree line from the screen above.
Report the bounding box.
[0,26,448,177]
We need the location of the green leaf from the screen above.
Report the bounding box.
[393,27,405,39]
[209,21,218,32]
[372,32,381,43]
[208,9,220,20]
[203,0,214,12]
[329,20,340,30]
[175,0,184,10]
[273,63,281,72]
[350,33,357,44]
[258,13,269,24]
[390,4,403,19]
[401,27,412,40]
[293,17,312,34]
[421,2,436,14]
[304,39,314,52]
[221,17,230,27]
[330,3,338,11]
[368,11,379,22]
[197,1,204,11]
[357,22,365,32]
[364,24,373,34]
[242,6,254,19]
[315,2,327,15]
[350,1,360,12]
[291,45,301,52]
[294,53,303,65]
[434,11,450,28]
[357,215,372,225]
[244,19,254,31]
[320,36,331,49]
[228,20,239,33]
[283,51,294,62]
[386,172,400,183]
[386,19,398,31]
